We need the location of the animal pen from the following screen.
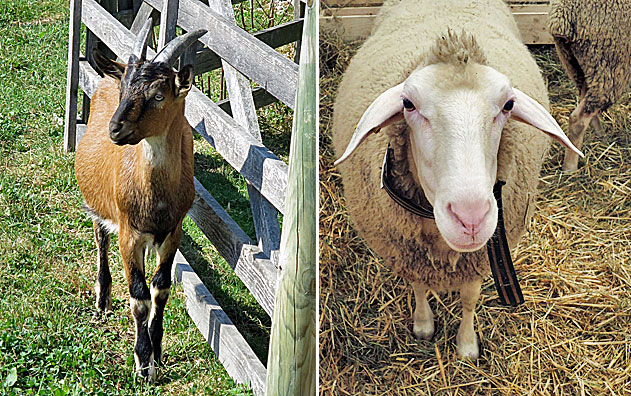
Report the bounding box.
[321,0,553,44]
[63,0,316,394]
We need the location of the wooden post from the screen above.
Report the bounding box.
[265,0,316,394]
[64,0,82,152]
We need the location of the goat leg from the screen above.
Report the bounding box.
[148,224,182,367]
[93,221,112,312]
[120,225,155,382]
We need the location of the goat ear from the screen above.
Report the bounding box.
[93,49,125,80]
[334,82,405,166]
[511,88,584,158]
[175,65,194,98]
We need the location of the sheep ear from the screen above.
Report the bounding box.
[334,83,405,166]
[511,88,584,158]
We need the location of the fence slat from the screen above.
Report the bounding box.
[189,178,278,316]
[144,0,298,108]
[63,0,82,152]
[158,0,178,49]
[193,19,304,75]
[206,0,281,265]
[172,251,266,396]
[79,0,288,212]
[265,1,316,394]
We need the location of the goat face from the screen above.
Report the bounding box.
[93,53,194,146]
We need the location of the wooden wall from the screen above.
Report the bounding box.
[320,0,553,44]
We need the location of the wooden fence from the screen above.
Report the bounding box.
[63,0,314,394]
[320,0,553,44]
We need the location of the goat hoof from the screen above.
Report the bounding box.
[136,362,156,383]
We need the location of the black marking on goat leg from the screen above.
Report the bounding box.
[129,267,150,300]
[149,252,175,365]
[132,299,154,379]
[94,222,112,311]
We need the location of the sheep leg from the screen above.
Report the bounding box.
[456,278,481,359]
[412,282,434,340]
[148,224,182,367]
[93,221,112,312]
[119,225,155,382]
[590,114,604,134]
[562,98,598,171]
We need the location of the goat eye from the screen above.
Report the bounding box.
[503,99,514,112]
[154,94,164,101]
[402,98,415,110]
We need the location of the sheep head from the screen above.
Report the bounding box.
[92,19,206,146]
[335,32,582,253]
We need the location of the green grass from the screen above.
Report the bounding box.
[0,0,293,394]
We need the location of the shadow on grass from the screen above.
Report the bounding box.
[179,231,271,365]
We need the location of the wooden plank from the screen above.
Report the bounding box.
[193,19,304,75]
[216,87,278,116]
[206,0,281,265]
[80,0,289,212]
[189,178,278,317]
[320,9,553,44]
[172,250,266,396]
[322,0,547,6]
[144,0,298,108]
[186,88,289,214]
[64,0,82,152]
[79,58,101,97]
[158,0,178,50]
[265,2,316,395]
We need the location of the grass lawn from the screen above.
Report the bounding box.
[0,0,293,394]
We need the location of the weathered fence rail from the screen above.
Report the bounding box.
[64,0,315,394]
[320,0,553,44]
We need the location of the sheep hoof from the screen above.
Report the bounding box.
[413,319,434,340]
[562,154,579,172]
[456,334,479,360]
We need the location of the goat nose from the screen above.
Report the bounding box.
[109,120,123,134]
[447,199,490,235]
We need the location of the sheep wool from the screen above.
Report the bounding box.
[332,0,552,292]
[548,0,631,114]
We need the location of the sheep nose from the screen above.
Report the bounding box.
[109,120,123,135]
[447,199,490,235]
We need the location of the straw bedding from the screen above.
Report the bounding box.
[319,32,631,395]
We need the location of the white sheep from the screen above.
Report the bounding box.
[332,0,582,359]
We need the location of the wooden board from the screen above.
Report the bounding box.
[144,0,299,109]
[189,178,279,317]
[206,0,281,266]
[172,250,266,396]
[320,2,553,44]
[63,0,82,151]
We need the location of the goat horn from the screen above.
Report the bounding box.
[152,29,207,66]
[130,18,153,63]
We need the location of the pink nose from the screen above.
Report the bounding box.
[447,199,490,235]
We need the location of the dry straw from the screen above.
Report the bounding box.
[319,32,631,395]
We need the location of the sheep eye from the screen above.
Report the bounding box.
[402,98,415,110]
[503,99,514,112]
[154,94,165,101]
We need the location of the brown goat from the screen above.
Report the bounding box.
[75,20,206,381]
